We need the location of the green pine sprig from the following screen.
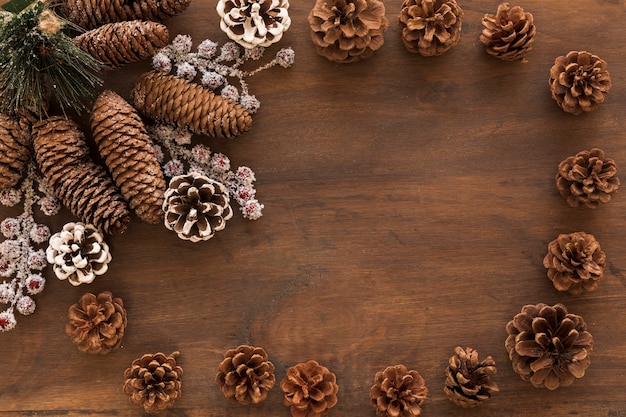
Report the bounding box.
[0,0,102,117]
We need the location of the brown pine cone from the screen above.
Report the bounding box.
[543,231,606,295]
[123,351,183,414]
[215,345,276,405]
[66,291,126,354]
[480,2,536,62]
[32,116,131,235]
[308,0,389,64]
[505,303,593,390]
[398,0,463,56]
[0,113,31,189]
[61,0,191,30]
[90,90,166,224]
[131,71,252,139]
[74,21,170,68]
[555,148,619,208]
[549,51,611,115]
[370,364,428,417]
[163,172,234,242]
[444,346,498,408]
[280,360,338,417]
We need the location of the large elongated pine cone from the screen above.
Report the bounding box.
[480,2,536,61]
[61,0,191,30]
[91,90,166,224]
[0,113,31,189]
[32,116,130,234]
[131,71,252,139]
[74,21,170,68]
[505,303,593,390]
[399,0,463,56]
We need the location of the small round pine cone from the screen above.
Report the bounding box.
[480,2,536,62]
[46,222,112,286]
[555,148,619,208]
[215,344,276,405]
[308,0,389,64]
[549,51,611,115]
[0,112,31,189]
[505,303,593,390]
[370,364,428,417]
[123,351,183,414]
[543,231,606,295]
[217,0,292,49]
[444,346,499,408]
[398,0,463,56]
[280,360,339,417]
[66,291,127,354]
[163,172,234,242]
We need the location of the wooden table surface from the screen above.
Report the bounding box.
[2,0,626,416]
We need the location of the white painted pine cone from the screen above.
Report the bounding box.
[46,222,111,286]
[216,0,291,49]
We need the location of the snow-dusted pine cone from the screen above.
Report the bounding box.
[505,303,593,390]
[0,112,31,189]
[215,345,276,405]
[46,222,112,286]
[398,0,463,56]
[280,360,339,417]
[217,0,292,49]
[163,172,234,242]
[66,291,127,354]
[444,346,499,408]
[480,2,536,61]
[543,231,606,295]
[549,51,611,115]
[370,364,428,417]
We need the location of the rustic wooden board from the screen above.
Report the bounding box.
[2,0,626,416]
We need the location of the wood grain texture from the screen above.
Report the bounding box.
[2,0,626,416]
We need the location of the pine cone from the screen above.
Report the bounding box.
[549,51,611,115]
[215,344,276,405]
[46,222,112,286]
[217,0,292,49]
[74,21,170,68]
[123,351,183,414]
[480,2,536,62]
[280,360,339,417]
[543,231,606,295]
[0,113,31,189]
[61,0,191,30]
[90,90,166,224]
[308,0,389,64]
[444,346,499,408]
[398,0,463,56]
[131,71,252,139]
[370,364,428,417]
[163,172,234,242]
[66,291,126,354]
[505,303,593,390]
[32,116,131,234]
[555,148,619,208]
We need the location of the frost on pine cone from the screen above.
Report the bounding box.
[398,0,463,56]
[280,360,339,417]
[61,0,192,30]
[505,303,593,390]
[32,117,130,234]
[308,0,389,63]
[444,346,499,408]
[46,222,112,286]
[66,291,126,354]
[555,148,619,208]
[91,90,166,224]
[163,172,234,242]
[370,364,428,417]
[543,231,606,295]
[131,71,252,138]
[123,351,183,414]
[0,113,31,189]
[480,2,536,62]
[215,345,276,405]
[74,21,170,68]
[549,51,611,115]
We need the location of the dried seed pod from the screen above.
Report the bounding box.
[281,360,339,417]
[0,113,31,189]
[370,364,427,417]
[444,346,498,408]
[480,2,536,61]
